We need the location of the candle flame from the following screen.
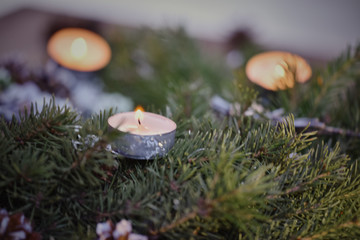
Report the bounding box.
[70,37,87,60]
[135,106,144,125]
[274,64,286,78]
[274,60,297,89]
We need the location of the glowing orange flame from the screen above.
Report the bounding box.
[70,37,87,60]
[274,64,286,78]
[134,106,144,124]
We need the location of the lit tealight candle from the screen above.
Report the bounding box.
[47,28,111,72]
[245,51,312,91]
[108,106,177,160]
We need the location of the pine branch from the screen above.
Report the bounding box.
[1,29,360,239]
[299,220,360,240]
[267,171,331,200]
[311,45,360,116]
[149,210,198,235]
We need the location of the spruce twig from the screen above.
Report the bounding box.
[299,220,360,240]
[311,46,360,116]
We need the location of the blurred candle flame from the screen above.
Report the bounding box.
[135,106,144,124]
[70,37,87,60]
[274,64,286,78]
[274,61,296,89]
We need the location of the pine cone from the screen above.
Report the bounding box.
[0,209,41,240]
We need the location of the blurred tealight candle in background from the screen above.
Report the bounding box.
[47,28,111,72]
[245,51,312,91]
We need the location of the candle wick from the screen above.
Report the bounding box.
[138,119,141,125]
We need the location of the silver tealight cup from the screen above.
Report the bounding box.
[108,110,176,160]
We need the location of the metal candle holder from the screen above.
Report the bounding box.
[108,111,176,160]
